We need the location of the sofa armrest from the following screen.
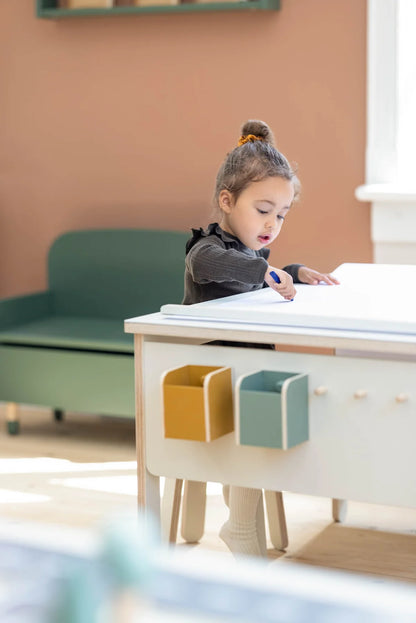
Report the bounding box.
[0,291,53,330]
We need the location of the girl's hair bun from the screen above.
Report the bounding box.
[213,118,299,207]
[240,119,276,147]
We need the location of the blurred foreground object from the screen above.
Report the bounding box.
[1,514,416,622]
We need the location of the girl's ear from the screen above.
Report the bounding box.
[219,190,234,214]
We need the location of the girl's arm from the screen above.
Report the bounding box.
[297,266,340,285]
[282,263,304,284]
[264,267,297,301]
[282,264,339,285]
[186,241,267,286]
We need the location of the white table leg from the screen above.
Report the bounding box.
[256,491,267,557]
[135,335,161,535]
[332,498,348,523]
[264,490,289,551]
[181,481,207,543]
[161,478,183,543]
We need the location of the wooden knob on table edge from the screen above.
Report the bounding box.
[354,389,368,399]
[396,393,409,403]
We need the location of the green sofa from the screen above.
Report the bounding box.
[0,229,188,434]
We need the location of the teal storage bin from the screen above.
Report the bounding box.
[236,370,309,449]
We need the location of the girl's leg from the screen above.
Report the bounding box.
[220,486,265,557]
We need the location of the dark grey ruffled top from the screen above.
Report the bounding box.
[182,222,302,305]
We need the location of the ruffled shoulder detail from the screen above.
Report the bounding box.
[185,222,239,254]
[185,227,207,254]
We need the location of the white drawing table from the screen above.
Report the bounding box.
[124,263,416,528]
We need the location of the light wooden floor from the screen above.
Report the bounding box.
[1,403,416,584]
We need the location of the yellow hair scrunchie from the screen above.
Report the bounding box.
[237,134,264,147]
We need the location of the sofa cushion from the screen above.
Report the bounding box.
[0,316,133,353]
[48,229,189,319]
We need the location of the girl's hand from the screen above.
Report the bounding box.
[265,267,297,300]
[298,266,340,286]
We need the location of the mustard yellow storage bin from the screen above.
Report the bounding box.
[162,365,233,442]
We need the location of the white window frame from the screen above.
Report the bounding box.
[355,0,416,264]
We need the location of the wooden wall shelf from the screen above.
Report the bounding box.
[36,0,280,17]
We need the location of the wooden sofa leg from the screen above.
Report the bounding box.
[53,409,64,422]
[6,402,20,435]
[332,498,348,523]
[264,490,288,551]
[161,478,183,543]
[181,481,207,543]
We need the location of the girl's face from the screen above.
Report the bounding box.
[219,176,295,250]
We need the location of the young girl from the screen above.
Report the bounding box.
[183,119,338,557]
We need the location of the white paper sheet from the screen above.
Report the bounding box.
[161,263,416,335]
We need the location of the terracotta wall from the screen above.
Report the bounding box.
[0,0,369,298]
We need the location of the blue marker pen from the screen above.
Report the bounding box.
[270,270,294,301]
[270,271,281,284]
